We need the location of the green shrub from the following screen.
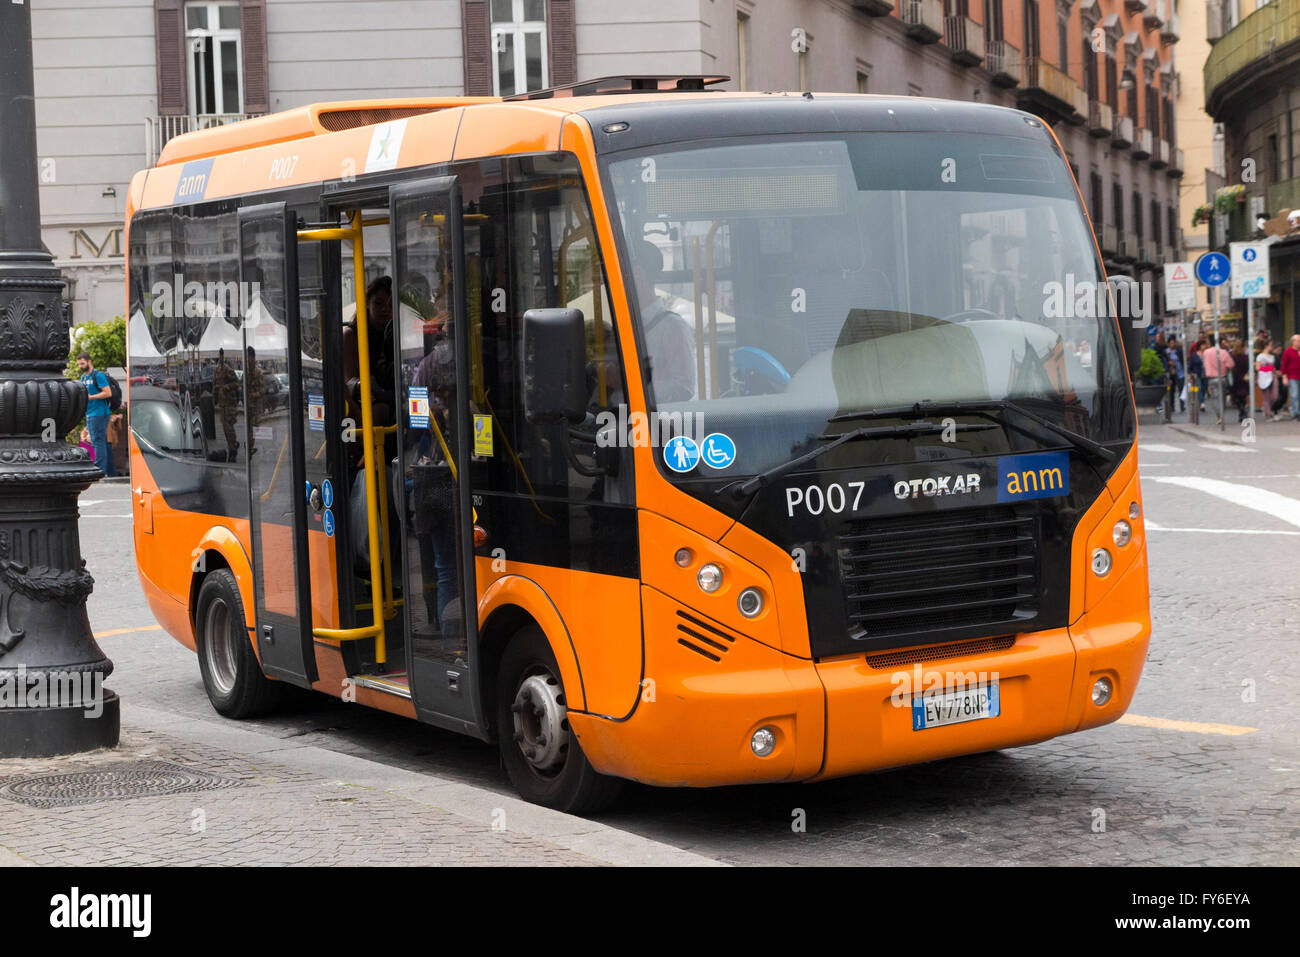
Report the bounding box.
[1138,347,1165,383]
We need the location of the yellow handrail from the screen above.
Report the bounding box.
[297,211,388,663]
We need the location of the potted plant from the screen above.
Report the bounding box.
[1132,345,1168,408]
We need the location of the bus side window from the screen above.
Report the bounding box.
[468,155,625,505]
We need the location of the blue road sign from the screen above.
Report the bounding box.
[700,433,737,470]
[1195,252,1230,287]
[663,436,700,473]
[1243,247,1257,262]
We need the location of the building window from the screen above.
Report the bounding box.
[986,0,1004,42]
[1090,171,1104,227]
[1056,2,1069,70]
[1105,50,1117,105]
[1151,199,1161,245]
[1082,31,1098,99]
[737,12,750,91]
[1132,192,1142,238]
[1023,1,1040,58]
[1168,206,1177,246]
[491,0,547,96]
[185,2,242,115]
[857,68,870,95]
[1113,182,1123,230]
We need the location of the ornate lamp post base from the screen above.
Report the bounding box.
[0,694,121,758]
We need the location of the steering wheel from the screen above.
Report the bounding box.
[733,346,791,395]
[940,308,1000,324]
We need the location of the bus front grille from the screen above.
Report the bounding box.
[837,506,1039,646]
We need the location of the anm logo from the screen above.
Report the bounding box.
[996,451,1070,503]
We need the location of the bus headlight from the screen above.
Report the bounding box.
[1091,548,1112,577]
[1112,520,1132,547]
[737,587,764,618]
[1091,677,1113,706]
[697,563,723,593]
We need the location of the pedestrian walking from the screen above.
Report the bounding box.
[1201,338,1233,425]
[1282,334,1300,420]
[76,351,115,476]
[1230,340,1250,423]
[1256,340,1278,421]
[212,347,241,461]
[1167,334,1186,412]
[1188,341,1205,414]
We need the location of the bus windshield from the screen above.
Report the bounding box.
[603,131,1134,481]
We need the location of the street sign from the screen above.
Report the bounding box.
[1195,252,1230,287]
[1163,261,1196,310]
[1229,241,1270,298]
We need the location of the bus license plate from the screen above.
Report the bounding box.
[912,682,1000,730]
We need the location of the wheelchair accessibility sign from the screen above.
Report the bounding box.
[700,433,736,470]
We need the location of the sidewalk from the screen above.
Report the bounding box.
[1137,401,1300,445]
[0,700,724,867]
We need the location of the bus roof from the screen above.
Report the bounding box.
[154,87,1043,168]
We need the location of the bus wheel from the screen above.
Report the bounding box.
[496,626,621,815]
[195,569,281,718]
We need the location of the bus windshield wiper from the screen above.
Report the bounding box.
[719,419,996,499]
[829,399,1117,466]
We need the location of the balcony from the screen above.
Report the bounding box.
[1124,0,1147,14]
[1100,224,1119,256]
[850,0,894,14]
[1018,56,1087,124]
[1133,127,1154,160]
[945,16,985,66]
[145,113,262,167]
[1144,0,1165,30]
[1267,176,1300,215]
[1167,147,1184,177]
[1205,0,1300,118]
[1151,138,1170,169]
[903,0,944,44]
[1207,0,1227,44]
[1088,99,1113,137]
[1117,232,1139,262]
[1161,12,1180,44]
[985,39,1022,87]
[1112,114,1134,149]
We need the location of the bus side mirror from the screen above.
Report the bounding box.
[1107,276,1146,381]
[522,308,587,424]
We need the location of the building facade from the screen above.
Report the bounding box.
[33,0,1184,325]
[1204,0,1300,342]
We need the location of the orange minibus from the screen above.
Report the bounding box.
[127,76,1150,812]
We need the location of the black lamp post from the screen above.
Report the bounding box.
[0,2,119,755]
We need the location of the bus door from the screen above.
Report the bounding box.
[389,176,484,735]
[238,202,318,687]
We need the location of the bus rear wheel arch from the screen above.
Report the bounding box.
[495,625,621,815]
[194,568,281,719]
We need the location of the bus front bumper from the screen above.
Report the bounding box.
[568,556,1150,788]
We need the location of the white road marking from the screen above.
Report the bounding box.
[1150,476,1300,529]
[1286,447,1300,452]
[1138,443,1184,453]
[1145,520,1300,536]
[80,513,132,519]
[1197,443,1256,453]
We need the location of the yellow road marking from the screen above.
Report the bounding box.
[93,625,163,638]
[1118,714,1257,736]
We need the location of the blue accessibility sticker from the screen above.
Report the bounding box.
[321,479,334,509]
[663,435,700,473]
[996,451,1069,503]
[323,509,335,538]
[700,432,736,469]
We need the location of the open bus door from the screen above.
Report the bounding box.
[238,202,318,687]
[389,177,485,736]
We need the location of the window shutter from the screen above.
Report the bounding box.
[240,0,269,114]
[548,0,577,87]
[462,0,493,96]
[155,0,187,116]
